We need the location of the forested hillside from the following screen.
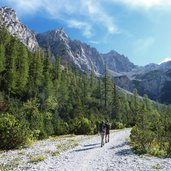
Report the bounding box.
[0,28,171,157]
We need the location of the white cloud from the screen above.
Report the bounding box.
[89,40,100,44]
[111,0,171,9]
[158,57,171,64]
[6,0,44,15]
[5,0,119,37]
[83,1,118,34]
[67,20,92,38]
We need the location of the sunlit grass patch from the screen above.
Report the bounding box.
[56,144,62,148]
[30,155,46,163]
[18,151,26,155]
[50,134,76,140]
[45,150,52,154]
[0,157,21,170]
[152,163,163,169]
[51,150,61,156]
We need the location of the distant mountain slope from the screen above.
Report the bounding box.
[102,50,136,72]
[133,68,171,103]
[36,29,104,75]
[1,6,171,104]
[0,6,38,51]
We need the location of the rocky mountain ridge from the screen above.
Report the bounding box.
[1,6,171,103]
[0,6,39,51]
[36,29,105,75]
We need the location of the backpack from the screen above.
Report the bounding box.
[105,123,110,134]
[105,123,110,131]
[99,123,105,133]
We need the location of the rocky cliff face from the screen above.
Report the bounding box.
[1,7,171,104]
[0,7,38,51]
[102,50,136,72]
[36,28,171,104]
[131,69,171,103]
[36,29,104,75]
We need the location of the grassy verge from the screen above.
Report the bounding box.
[29,155,46,163]
[0,157,21,171]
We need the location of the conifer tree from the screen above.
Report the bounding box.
[43,51,53,98]
[83,73,90,101]
[103,65,113,108]
[54,56,62,81]
[0,43,5,73]
[0,27,11,46]
[16,44,29,93]
[131,89,140,122]
[58,63,69,106]
[111,83,120,121]
[5,39,17,93]
[28,51,43,97]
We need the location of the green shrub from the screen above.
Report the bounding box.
[130,126,155,154]
[111,121,125,129]
[70,117,94,135]
[54,118,69,135]
[149,148,167,157]
[0,113,29,149]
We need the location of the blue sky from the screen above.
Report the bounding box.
[1,0,171,66]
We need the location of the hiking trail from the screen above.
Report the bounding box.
[0,129,170,171]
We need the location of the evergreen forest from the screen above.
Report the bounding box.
[0,28,171,157]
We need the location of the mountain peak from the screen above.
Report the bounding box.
[102,50,135,72]
[54,28,69,39]
[0,7,39,51]
[0,6,16,14]
[107,50,118,55]
[0,7,18,24]
[39,28,69,43]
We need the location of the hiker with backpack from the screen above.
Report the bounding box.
[105,121,110,143]
[98,121,106,147]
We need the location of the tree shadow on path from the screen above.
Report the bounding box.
[73,143,101,152]
[110,141,134,156]
[84,143,100,147]
[115,148,134,156]
[110,142,128,150]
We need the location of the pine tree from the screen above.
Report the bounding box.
[0,27,11,46]
[43,51,53,98]
[83,73,90,101]
[103,65,113,108]
[58,65,69,104]
[104,65,108,107]
[90,69,97,95]
[16,44,29,93]
[0,43,5,73]
[28,51,43,97]
[54,56,62,81]
[5,39,17,93]
[111,83,120,121]
[131,89,140,123]
[97,79,103,105]
[53,57,62,97]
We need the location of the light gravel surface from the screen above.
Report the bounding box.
[0,129,171,171]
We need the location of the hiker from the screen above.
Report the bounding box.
[98,121,106,147]
[105,121,110,143]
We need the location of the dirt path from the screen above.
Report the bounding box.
[1,129,171,171]
[25,129,171,171]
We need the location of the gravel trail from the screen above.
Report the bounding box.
[1,129,171,171]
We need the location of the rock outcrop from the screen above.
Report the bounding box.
[1,6,171,104]
[36,29,104,75]
[0,7,39,51]
[102,50,136,72]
